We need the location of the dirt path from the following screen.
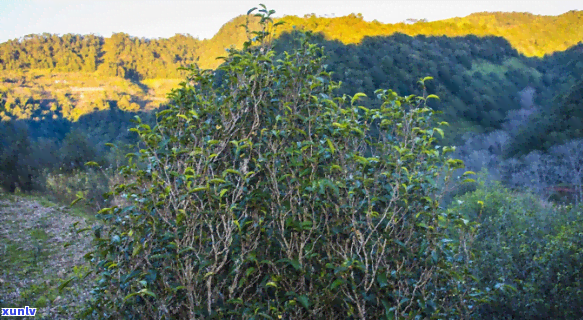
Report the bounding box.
[0,194,95,319]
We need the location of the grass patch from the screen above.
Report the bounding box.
[467,57,542,81]
[0,238,52,277]
[68,203,97,223]
[29,228,50,241]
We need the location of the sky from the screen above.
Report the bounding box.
[0,0,582,43]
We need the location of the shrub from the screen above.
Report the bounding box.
[81,6,479,319]
[533,213,583,319]
[58,129,99,173]
[0,121,41,193]
[44,168,110,209]
[454,172,583,319]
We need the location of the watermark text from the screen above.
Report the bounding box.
[1,306,37,317]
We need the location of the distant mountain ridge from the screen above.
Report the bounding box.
[1,9,582,153]
[0,10,582,74]
[277,10,583,57]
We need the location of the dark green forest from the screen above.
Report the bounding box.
[1,6,583,319]
[2,29,582,189]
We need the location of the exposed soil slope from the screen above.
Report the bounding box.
[0,194,94,319]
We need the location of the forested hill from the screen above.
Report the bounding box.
[0,10,582,155]
[1,10,582,74]
[278,10,583,57]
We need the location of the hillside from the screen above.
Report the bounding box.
[508,79,583,156]
[1,10,582,73]
[1,10,581,132]
[0,70,179,122]
[0,9,582,159]
[277,10,583,57]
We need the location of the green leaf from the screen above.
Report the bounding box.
[330,279,344,290]
[223,169,242,177]
[157,109,173,117]
[245,267,256,277]
[247,7,258,15]
[326,138,336,154]
[278,258,302,270]
[176,211,185,226]
[132,243,142,257]
[381,300,396,320]
[351,93,367,106]
[190,186,208,193]
[297,295,310,309]
[377,273,388,288]
[84,161,99,167]
[504,284,518,292]
[58,277,75,293]
[70,197,84,206]
[172,286,186,292]
[139,288,156,298]
[227,298,244,305]
[123,292,139,303]
[75,227,91,234]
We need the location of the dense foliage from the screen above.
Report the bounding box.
[81,8,479,319]
[0,121,38,192]
[453,174,583,319]
[0,33,200,79]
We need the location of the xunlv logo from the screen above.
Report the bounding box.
[1,306,37,316]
